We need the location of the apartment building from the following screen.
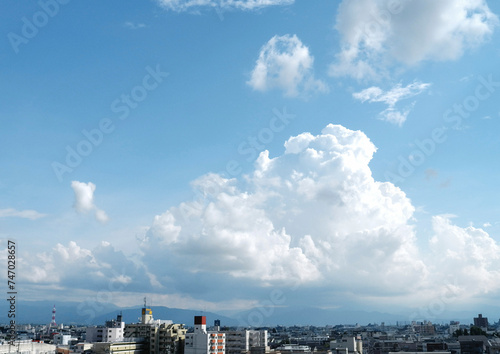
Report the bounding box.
[185,316,225,354]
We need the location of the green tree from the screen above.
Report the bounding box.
[470,326,487,335]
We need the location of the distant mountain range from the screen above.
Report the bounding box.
[0,300,494,326]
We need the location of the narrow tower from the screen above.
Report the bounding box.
[50,305,57,328]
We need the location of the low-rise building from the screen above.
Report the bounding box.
[93,340,146,354]
[86,314,125,343]
[330,337,362,354]
[225,330,268,354]
[0,340,56,354]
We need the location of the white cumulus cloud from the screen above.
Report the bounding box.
[21,241,153,294]
[71,181,109,223]
[16,126,500,310]
[331,0,498,79]
[248,34,328,97]
[428,215,500,298]
[353,80,431,125]
[144,124,424,294]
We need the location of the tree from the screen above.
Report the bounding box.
[470,326,487,336]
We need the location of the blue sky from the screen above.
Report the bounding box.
[2,0,500,322]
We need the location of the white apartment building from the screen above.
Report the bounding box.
[330,337,362,354]
[86,315,125,343]
[52,334,75,346]
[185,316,225,354]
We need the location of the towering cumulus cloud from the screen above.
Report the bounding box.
[145,124,425,293]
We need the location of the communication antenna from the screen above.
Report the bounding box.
[49,305,57,330]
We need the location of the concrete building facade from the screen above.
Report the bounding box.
[330,337,362,354]
[225,330,268,354]
[124,307,185,354]
[185,316,225,354]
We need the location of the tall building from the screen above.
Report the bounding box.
[124,306,186,354]
[474,314,488,329]
[124,306,161,353]
[185,316,225,354]
[152,323,186,354]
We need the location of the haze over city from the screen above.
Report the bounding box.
[2,0,500,323]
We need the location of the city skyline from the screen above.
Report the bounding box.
[2,0,500,321]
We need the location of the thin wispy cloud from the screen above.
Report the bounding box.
[156,0,294,12]
[353,81,431,126]
[0,208,47,220]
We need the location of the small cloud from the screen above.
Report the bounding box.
[0,208,47,220]
[482,115,492,120]
[124,22,146,30]
[71,181,109,223]
[483,222,492,228]
[353,81,430,126]
[247,34,328,98]
[112,275,132,284]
